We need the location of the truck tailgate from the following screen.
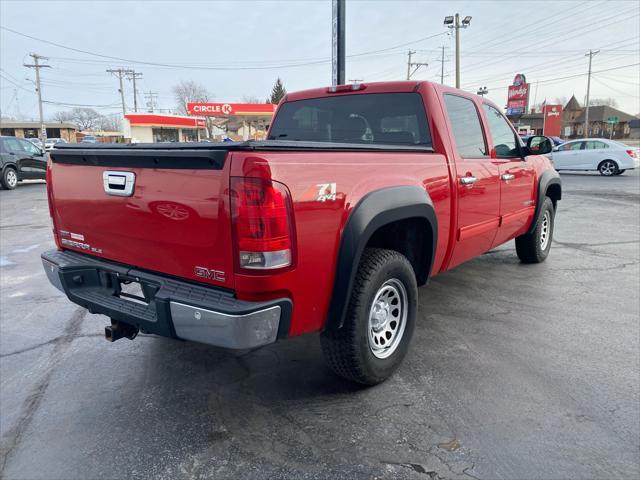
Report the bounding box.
[48,148,234,289]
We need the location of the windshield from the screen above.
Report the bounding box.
[268,92,431,147]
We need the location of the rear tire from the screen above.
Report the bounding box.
[598,160,619,176]
[515,197,555,263]
[320,248,417,385]
[615,169,626,175]
[1,167,18,190]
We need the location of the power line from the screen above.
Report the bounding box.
[144,91,158,112]
[1,25,447,71]
[106,68,133,115]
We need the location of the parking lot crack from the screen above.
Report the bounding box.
[0,307,87,475]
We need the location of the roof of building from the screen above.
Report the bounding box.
[0,119,77,130]
[573,105,637,123]
[564,95,581,111]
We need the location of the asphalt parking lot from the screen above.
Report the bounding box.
[1,171,639,480]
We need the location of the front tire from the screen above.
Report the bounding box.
[615,169,626,175]
[1,167,18,190]
[598,160,619,176]
[320,248,417,385]
[515,197,555,263]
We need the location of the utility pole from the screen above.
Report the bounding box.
[126,71,143,112]
[406,50,428,80]
[444,13,472,89]
[584,49,599,138]
[24,53,51,145]
[144,91,158,113]
[440,46,445,84]
[106,68,133,116]
[331,0,345,86]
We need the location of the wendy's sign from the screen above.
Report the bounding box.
[507,74,530,116]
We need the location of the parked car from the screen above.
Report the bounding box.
[27,138,44,149]
[81,135,98,143]
[521,135,564,147]
[44,138,67,151]
[551,138,639,175]
[0,136,47,189]
[41,81,561,385]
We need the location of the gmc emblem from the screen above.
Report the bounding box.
[194,266,225,282]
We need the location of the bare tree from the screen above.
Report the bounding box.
[172,80,216,138]
[96,114,122,132]
[51,110,74,123]
[172,80,212,114]
[242,95,262,104]
[589,97,618,108]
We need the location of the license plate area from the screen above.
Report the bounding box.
[114,275,158,306]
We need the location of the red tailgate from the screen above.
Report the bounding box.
[48,148,234,289]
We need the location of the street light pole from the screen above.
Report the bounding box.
[444,14,471,89]
[332,0,346,86]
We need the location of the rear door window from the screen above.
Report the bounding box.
[559,141,584,151]
[268,92,431,147]
[443,94,487,158]
[584,141,608,150]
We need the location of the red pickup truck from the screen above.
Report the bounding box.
[42,81,561,384]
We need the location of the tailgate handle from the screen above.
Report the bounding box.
[103,171,135,197]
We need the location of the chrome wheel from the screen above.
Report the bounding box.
[5,169,17,188]
[540,210,551,250]
[599,160,617,176]
[368,278,407,359]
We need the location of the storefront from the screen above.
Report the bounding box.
[0,121,77,142]
[186,103,277,140]
[123,113,208,143]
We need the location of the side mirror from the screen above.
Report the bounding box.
[527,135,553,155]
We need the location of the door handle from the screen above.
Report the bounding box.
[501,174,515,181]
[460,176,477,185]
[103,171,135,197]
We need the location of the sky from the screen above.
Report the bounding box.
[1,0,639,122]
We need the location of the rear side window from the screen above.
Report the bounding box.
[444,94,487,158]
[584,141,608,150]
[559,142,583,151]
[482,104,520,158]
[268,92,431,147]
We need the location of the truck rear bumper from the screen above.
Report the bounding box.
[41,250,291,349]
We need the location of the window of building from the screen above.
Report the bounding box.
[152,128,179,143]
[482,104,520,158]
[443,94,487,158]
[182,128,199,142]
[46,128,61,138]
[1,128,16,136]
[22,128,39,138]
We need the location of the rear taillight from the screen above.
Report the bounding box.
[230,177,295,270]
[626,149,637,158]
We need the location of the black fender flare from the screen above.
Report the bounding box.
[325,186,438,330]
[527,169,562,235]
